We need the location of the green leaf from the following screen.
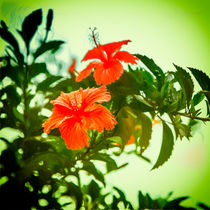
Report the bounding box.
[160,81,170,99]
[33,40,65,60]
[138,191,160,209]
[36,75,63,91]
[113,187,133,209]
[82,162,105,185]
[91,152,118,173]
[28,63,49,79]
[192,92,205,106]
[163,196,191,209]
[88,180,100,201]
[17,9,42,55]
[205,100,210,117]
[174,64,194,108]
[2,85,21,106]
[151,121,174,170]
[128,65,155,91]
[65,182,83,210]
[127,95,154,113]
[197,202,210,209]
[90,152,118,173]
[139,113,152,154]
[0,64,24,87]
[188,67,210,104]
[135,54,165,89]
[114,107,136,146]
[134,95,153,108]
[48,78,73,92]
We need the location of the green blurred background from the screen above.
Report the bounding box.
[1,0,210,207]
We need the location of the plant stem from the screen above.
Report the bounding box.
[23,63,29,137]
[174,112,210,122]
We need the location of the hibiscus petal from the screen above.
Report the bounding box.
[94,60,123,85]
[68,58,76,74]
[42,107,69,133]
[76,61,101,82]
[83,104,117,132]
[82,46,107,62]
[127,135,135,145]
[83,85,111,106]
[114,51,138,64]
[51,92,72,110]
[59,119,89,150]
[102,40,131,58]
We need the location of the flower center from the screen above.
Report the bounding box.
[69,89,83,111]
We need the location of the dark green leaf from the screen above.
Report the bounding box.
[46,9,53,31]
[82,162,105,185]
[33,40,64,60]
[174,64,194,108]
[197,202,210,209]
[188,67,210,104]
[36,75,63,91]
[127,95,154,112]
[205,100,210,117]
[18,9,42,54]
[1,20,8,30]
[65,182,83,210]
[135,54,165,89]
[28,62,49,79]
[90,152,118,173]
[163,196,193,209]
[0,63,24,87]
[188,67,210,91]
[114,187,133,209]
[0,26,20,53]
[139,113,152,154]
[88,180,100,201]
[138,191,160,209]
[48,78,73,92]
[6,45,24,66]
[192,92,205,106]
[2,85,21,106]
[151,121,174,170]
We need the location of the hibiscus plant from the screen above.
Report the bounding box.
[0,9,210,209]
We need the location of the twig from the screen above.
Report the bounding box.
[174,112,210,122]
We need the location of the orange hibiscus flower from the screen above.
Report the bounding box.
[76,40,138,85]
[126,119,161,145]
[42,86,117,150]
[68,57,76,74]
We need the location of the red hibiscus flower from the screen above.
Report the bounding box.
[42,86,117,150]
[76,40,138,85]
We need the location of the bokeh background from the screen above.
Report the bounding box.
[1,0,210,207]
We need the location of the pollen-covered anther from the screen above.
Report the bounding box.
[69,90,83,110]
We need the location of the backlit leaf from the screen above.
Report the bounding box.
[151,121,174,170]
[135,54,165,89]
[139,113,152,154]
[174,64,194,108]
[192,92,205,106]
[188,67,210,104]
